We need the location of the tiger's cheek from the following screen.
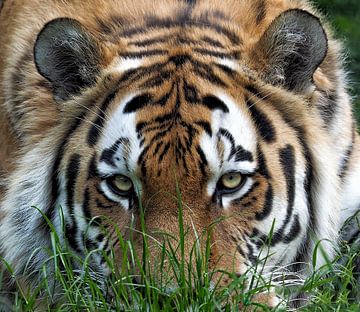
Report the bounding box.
[228,175,269,220]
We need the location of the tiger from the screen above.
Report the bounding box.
[0,0,359,308]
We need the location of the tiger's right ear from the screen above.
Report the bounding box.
[250,9,328,93]
[34,18,101,101]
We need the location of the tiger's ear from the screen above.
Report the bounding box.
[34,18,101,101]
[253,9,328,93]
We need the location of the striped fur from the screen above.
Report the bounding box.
[0,0,359,307]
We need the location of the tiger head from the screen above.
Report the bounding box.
[1,6,335,291]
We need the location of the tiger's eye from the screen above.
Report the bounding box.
[112,175,133,193]
[221,172,243,190]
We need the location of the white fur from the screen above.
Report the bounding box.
[110,58,143,73]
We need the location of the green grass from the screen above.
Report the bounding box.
[0,202,359,311]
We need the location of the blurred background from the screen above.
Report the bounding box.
[316,0,360,124]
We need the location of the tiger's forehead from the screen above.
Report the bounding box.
[97,56,258,186]
[95,19,258,183]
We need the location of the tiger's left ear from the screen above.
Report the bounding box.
[34,18,102,101]
[251,9,328,93]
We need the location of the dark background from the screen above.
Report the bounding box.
[316,0,360,123]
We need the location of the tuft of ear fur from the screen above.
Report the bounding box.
[34,18,101,101]
[253,9,328,93]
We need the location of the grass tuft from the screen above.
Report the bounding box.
[0,203,359,311]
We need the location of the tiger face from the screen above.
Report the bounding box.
[0,1,345,301]
[31,9,328,282]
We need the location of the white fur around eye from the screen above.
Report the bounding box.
[222,177,254,209]
[100,180,130,210]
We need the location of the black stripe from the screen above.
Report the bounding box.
[159,142,171,162]
[196,146,208,176]
[138,145,151,177]
[123,94,153,113]
[100,137,130,166]
[233,146,253,162]
[195,121,212,137]
[184,80,200,104]
[219,128,253,162]
[88,154,98,179]
[202,96,229,112]
[257,146,270,178]
[266,145,296,246]
[246,98,276,143]
[192,64,228,87]
[255,184,273,221]
[47,110,87,227]
[121,17,242,45]
[213,63,237,78]
[283,214,301,243]
[201,36,225,48]
[193,48,240,59]
[280,145,296,212]
[65,153,82,252]
[87,90,117,146]
[118,49,168,58]
[285,127,315,271]
[247,85,315,266]
[219,128,235,149]
[319,91,338,125]
[153,142,163,156]
[140,71,172,88]
[129,35,173,47]
[169,54,191,67]
[246,242,257,264]
[339,125,355,180]
[117,62,167,86]
[83,187,92,221]
[339,143,353,181]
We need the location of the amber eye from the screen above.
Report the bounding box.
[108,175,133,196]
[219,172,244,192]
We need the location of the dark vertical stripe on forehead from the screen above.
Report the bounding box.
[158,142,171,162]
[88,90,117,146]
[66,153,82,252]
[246,98,276,143]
